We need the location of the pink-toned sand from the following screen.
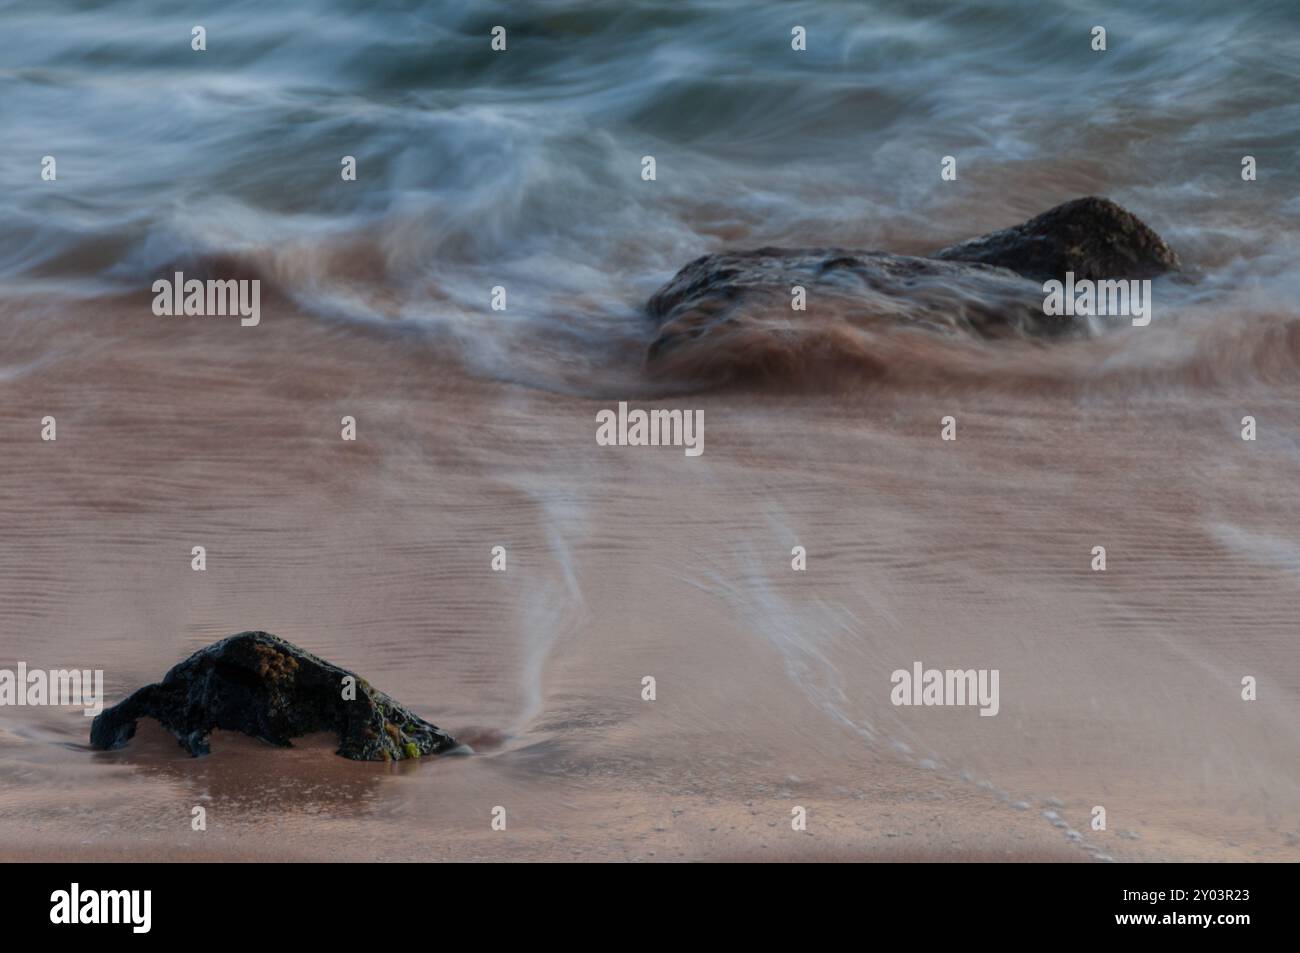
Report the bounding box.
[2,292,1298,861]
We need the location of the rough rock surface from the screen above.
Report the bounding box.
[932,196,1180,281]
[90,631,458,761]
[645,197,1178,379]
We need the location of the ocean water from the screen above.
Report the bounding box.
[2,0,1298,388]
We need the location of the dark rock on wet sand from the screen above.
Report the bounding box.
[90,631,458,761]
[645,196,1178,380]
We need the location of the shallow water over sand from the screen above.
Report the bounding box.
[2,296,1299,861]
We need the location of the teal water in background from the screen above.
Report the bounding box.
[0,0,1296,381]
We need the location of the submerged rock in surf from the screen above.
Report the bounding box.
[932,196,1180,281]
[90,631,458,761]
[645,197,1178,380]
[645,248,1065,373]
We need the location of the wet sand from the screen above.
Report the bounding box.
[2,293,1299,862]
